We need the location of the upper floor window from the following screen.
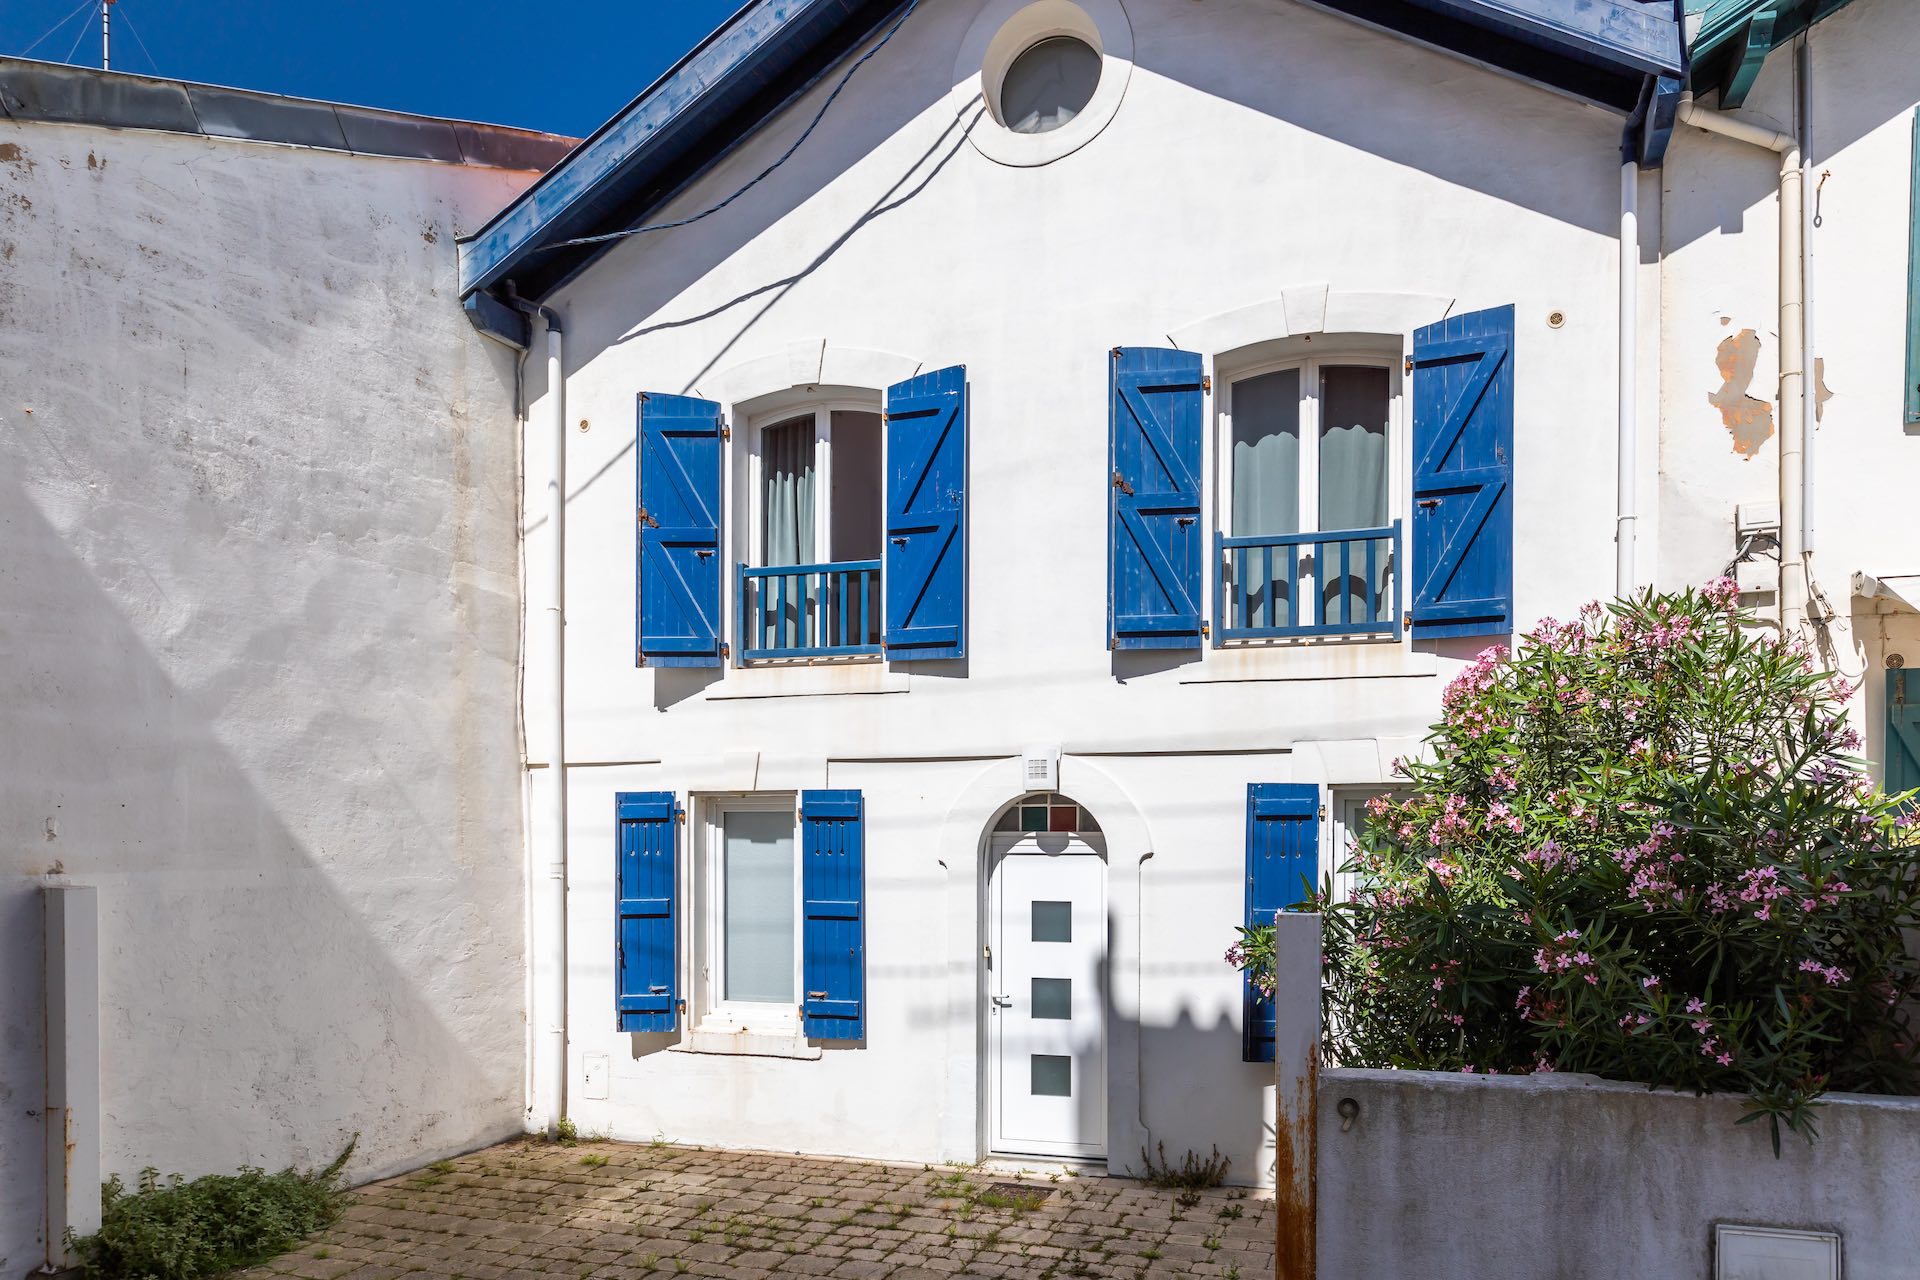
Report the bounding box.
[743,404,884,659]
[1216,352,1400,641]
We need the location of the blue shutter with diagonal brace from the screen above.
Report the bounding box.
[1410,306,1514,639]
[1244,783,1318,1063]
[800,790,865,1041]
[1889,670,1920,802]
[1110,348,1206,650]
[884,366,966,659]
[638,393,724,666]
[616,791,678,1033]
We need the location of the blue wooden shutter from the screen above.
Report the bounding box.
[615,791,678,1033]
[884,366,967,659]
[1889,670,1920,800]
[637,393,724,666]
[1110,347,1205,649]
[800,790,865,1041]
[1410,306,1514,639]
[1243,783,1319,1063]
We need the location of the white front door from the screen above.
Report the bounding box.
[988,833,1107,1159]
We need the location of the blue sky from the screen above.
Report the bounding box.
[4,0,745,137]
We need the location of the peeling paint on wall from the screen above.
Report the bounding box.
[1815,356,1832,423]
[1708,328,1774,457]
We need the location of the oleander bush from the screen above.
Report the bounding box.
[74,1138,355,1280]
[1231,582,1920,1148]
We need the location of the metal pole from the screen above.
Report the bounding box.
[1274,912,1322,1279]
[101,0,111,71]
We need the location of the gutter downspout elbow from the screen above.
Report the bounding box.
[503,283,568,1139]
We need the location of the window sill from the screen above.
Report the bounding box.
[669,1026,822,1060]
[1182,642,1437,684]
[707,662,909,700]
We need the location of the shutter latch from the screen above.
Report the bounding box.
[1404,356,1414,374]
[1112,471,1134,496]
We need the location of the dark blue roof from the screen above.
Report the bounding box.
[458,0,1684,344]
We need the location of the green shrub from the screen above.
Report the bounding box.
[1232,583,1920,1148]
[75,1138,355,1279]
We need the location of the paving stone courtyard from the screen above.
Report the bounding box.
[238,1137,1276,1279]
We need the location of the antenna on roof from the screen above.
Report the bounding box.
[101,0,114,71]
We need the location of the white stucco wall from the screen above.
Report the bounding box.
[1319,1068,1920,1279]
[0,119,535,1269]
[531,0,1656,1184]
[1658,0,1920,755]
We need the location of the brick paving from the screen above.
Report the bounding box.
[237,1137,1274,1279]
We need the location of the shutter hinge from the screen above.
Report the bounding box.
[1404,356,1414,374]
[1201,620,1210,637]
[637,653,647,667]
[638,507,659,528]
[1111,471,1134,496]
[676,998,686,1014]
[1202,374,1212,394]
[1110,347,1123,358]
[720,641,731,659]
[721,423,732,440]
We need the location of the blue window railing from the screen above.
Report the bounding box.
[1214,521,1401,642]
[737,560,882,661]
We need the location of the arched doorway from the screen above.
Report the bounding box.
[985,792,1107,1160]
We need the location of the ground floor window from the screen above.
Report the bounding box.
[701,796,800,1023]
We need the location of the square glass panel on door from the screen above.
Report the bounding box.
[987,830,1107,1160]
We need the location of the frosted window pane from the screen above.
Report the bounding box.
[1031,1054,1072,1096]
[1032,978,1072,1020]
[1232,369,1301,537]
[723,810,795,1003]
[1032,901,1072,943]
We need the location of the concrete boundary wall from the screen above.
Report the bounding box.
[1317,1067,1920,1279]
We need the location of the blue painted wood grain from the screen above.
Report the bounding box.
[1243,783,1319,1063]
[616,791,679,1034]
[638,393,726,667]
[884,365,967,660]
[1410,305,1515,640]
[801,790,865,1041]
[1110,347,1206,650]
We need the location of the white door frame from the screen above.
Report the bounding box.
[984,831,1109,1160]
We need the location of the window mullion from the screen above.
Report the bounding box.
[815,408,833,565]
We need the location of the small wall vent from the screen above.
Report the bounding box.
[1023,745,1059,791]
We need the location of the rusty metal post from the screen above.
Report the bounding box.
[1273,911,1321,1279]
[44,884,100,1271]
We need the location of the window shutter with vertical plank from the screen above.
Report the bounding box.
[885,366,967,659]
[1889,670,1920,800]
[1110,347,1206,649]
[1409,306,1514,639]
[638,393,724,666]
[800,790,865,1041]
[615,791,678,1033]
[1244,783,1319,1063]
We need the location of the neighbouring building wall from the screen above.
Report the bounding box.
[0,117,534,1269]
[1658,0,1920,766]
[1318,1069,1920,1279]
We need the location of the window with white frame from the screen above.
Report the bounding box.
[1216,348,1401,638]
[744,402,884,657]
[1329,787,1406,903]
[698,796,802,1026]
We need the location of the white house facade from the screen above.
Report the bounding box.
[456,0,1920,1183]
[9,0,1920,1265]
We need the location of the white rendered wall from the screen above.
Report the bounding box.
[1657,0,1920,759]
[532,0,1648,1184]
[0,119,535,1269]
